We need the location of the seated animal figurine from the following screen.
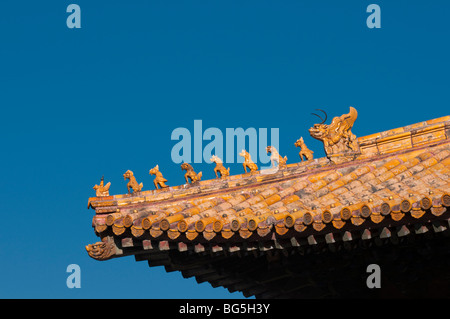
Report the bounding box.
[294,137,314,161]
[210,155,230,178]
[181,163,202,184]
[266,146,287,168]
[123,170,143,194]
[238,149,258,173]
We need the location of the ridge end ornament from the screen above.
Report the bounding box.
[309,107,360,163]
[85,237,118,261]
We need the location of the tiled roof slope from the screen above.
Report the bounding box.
[87,116,450,262]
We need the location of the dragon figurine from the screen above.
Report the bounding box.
[309,107,359,157]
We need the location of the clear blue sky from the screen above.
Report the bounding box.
[0,0,448,298]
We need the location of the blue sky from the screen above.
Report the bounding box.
[0,1,448,298]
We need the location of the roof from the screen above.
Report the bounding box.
[85,113,450,297]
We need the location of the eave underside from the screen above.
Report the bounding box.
[134,215,450,298]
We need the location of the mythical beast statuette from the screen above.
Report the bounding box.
[85,237,117,260]
[181,163,202,184]
[149,165,169,189]
[123,170,143,194]
[93,176,111,197]
[309,107,359,159]
[294,137,314,162]
[210,155,230,178]
[239,149,258,173]
[266,146,287,169]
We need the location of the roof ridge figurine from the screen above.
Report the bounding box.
[149,165,169,189]
[239,149,258,173]
[309,106,359,158]
[266,146,287,169]
[210,155,230,178]
[93,176,111,197]
[295,137,314,162]
[181,162,202,184]
[123,170,143,194]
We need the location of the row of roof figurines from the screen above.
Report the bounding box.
[93,107,359,197]
[93,141,313,197]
